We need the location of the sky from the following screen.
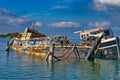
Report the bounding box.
[0,0,120,40]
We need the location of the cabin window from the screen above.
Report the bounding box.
[100,40,116,48]
[87,34,89,36]
[47,39,49,41]
[111,46,118,54]
[104,30,110,36]
[81,35,83,39]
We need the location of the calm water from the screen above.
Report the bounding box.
[0,38,120,80]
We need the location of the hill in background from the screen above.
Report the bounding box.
[0,32,19,38]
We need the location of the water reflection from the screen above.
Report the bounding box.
[112,61,120,80]
[6,51,9,60]
[0,50,120,80]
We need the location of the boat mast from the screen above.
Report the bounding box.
[30,20,35,29]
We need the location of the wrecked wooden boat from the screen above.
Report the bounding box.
[7,27,70,59]
[52,32,104,60]
[5,27,104,61]
[6,27,120,61]
[75,27,120,60]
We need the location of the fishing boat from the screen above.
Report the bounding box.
[74,27,120,60]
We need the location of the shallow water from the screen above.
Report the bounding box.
[0,38,120,80]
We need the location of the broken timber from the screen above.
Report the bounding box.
[85,32,104,60]
[5,37,15,51]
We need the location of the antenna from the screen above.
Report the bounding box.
[30,20,35,29]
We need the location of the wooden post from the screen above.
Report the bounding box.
[85,32,103,60]
[73,48,78,59]
[73,44,81,59]
[116,37,120,60]
[5,41,9,51]
[74,47,81,59]
[63,36,67,45]
[49,43,55,61]
[45,43,55,63]
[5,38,15,51]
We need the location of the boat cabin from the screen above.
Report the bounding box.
[74,27,113,43]
[74,27,120,60]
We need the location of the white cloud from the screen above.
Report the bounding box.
[0,8,30,24]
[0,8,9,14]
[34,21,42,27]
[49,21,80,28]
[0,16,29,28]
[0,8,39,33]
[51,5,68,9]
[88,21,111,27]
[98,0,120,6]
[0,8,43,29]
[93,0,120,11]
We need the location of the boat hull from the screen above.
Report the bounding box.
[95,37,120,59]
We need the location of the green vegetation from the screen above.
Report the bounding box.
[0,32,19,38]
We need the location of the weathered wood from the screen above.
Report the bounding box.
[116,37,120,60]
[74,47,81,59]
[45,44,55,62]
[5,41,9,51]
[5,38,15,51]
[85,32,104,60]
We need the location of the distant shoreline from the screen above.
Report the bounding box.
[0,32,19,38]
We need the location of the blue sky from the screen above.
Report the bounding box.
[0,0,120,40]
